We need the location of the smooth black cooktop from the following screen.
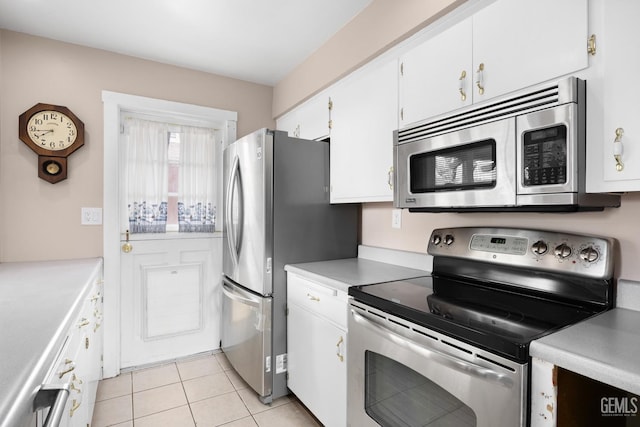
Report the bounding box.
[348,275,605,363]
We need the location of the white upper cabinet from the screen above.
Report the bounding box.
[330,58,398,203]
[399,0,589,127]
[472,0,588,102]
[399,17,473,127]
[276,93,331,141]
[586,0,640,192]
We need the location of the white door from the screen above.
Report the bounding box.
[118,117,224,368]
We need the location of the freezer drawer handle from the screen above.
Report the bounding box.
[222,281,260,308]
[34,384,70,427]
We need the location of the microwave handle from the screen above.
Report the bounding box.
[350,307,514,388]
[34,384,70,427]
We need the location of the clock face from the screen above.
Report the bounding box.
[26,110,78,151]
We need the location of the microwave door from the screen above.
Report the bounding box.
[395,118,517,210]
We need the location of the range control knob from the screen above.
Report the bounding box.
[554,243,572,259]
[579,246,600,263]
[531,240,548,255]
[431,234,442,245]
[444,234,455,246]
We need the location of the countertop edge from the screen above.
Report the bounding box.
[530,337,640,396]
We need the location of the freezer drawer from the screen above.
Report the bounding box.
[221,277,272,400]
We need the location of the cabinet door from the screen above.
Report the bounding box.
[330,58,398,203]
[473,0,589,101]
[276,94,330,141]
[287,303,346,427]
[297,95,330,141]
[600,0,640,189]
[399,17,473,127]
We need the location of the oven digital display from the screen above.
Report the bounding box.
[470,234,528,255]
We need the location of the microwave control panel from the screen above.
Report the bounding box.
[522,124,567,186]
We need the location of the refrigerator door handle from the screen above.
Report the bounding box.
[222,280,260,308]
[225,155,243,268]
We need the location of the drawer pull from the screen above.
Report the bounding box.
[306,293,320,302]
[58,365,75,379]
[69,399,81,417]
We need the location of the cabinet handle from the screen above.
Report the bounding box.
[400,108,404,122]
[387,166,394,189]
[476,63,485,95]
[588,34,597,56]
[336,336,344,362]
[458,70,467,101]
[613,127,625,171]
[69,399,81,417]
[306,293,320,302]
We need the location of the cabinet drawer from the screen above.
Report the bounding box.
[287,273,348,329]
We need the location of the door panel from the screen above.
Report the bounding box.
[120,237,221,368]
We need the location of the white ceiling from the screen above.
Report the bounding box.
[0,0,372,86]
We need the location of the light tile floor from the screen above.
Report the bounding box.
[91,352,323,427]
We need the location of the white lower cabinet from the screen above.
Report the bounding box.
[287,273,347,427]
[39,275,103,427]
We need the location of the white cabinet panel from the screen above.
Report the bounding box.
[599,0,640,189]
[472,0,589,101]
[276,93,330,141]
[400,0,589,125]
[399,18,473,127]
[330,58,398,203]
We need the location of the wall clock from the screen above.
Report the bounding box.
[19,103,85,184]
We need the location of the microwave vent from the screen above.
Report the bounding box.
[397,77,583,144]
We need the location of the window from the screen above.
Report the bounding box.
[124,117,217,234]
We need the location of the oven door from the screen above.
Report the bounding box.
[394,118,516,210]
[347,303,526,427]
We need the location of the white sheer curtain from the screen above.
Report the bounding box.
[178,126,217,232]
[125,118,169,233]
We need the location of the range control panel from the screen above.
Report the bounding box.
[427,227,615,279]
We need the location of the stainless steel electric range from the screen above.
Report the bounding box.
[347,227,615,427]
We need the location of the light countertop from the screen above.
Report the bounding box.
[0,258,103,427]
[530,279,640,396]
[285,246,431,293]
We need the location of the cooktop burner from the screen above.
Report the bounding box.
[348,227,615,363]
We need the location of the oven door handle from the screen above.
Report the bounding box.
[351,308,515,388]
[33,384,70,427]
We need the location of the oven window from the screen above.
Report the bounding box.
[364,351,477,426]
[409,139,496,193]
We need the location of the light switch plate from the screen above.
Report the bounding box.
[81,207,103,225]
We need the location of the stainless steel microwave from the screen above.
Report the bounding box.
[393,77,620,212]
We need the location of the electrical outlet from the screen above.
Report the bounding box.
[81,207,103,225]
[391,209,402,229]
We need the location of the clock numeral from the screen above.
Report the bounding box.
[29,125,37,132]
[35,119,43,125]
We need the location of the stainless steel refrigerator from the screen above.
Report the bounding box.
[221,128,358,403]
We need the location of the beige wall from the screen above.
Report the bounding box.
[0,30,274,262]
[272,0,464,118]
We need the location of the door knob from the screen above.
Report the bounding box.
[121,229,133,253]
